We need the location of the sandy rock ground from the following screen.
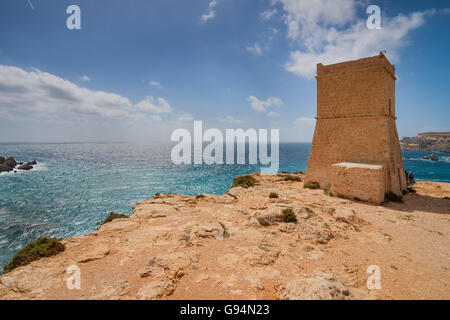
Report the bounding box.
[0,173,449,300]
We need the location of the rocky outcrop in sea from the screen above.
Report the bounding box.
[0,157,37,173]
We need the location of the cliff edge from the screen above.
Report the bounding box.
[0,173,449,300]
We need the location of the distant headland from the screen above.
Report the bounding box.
[400,132,450,154]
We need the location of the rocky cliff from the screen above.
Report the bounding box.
[401,132,450,153]
[0,173,449,300]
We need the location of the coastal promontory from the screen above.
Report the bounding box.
[400,132,450,153]
[0,173,449,300]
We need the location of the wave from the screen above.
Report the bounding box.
[29,162,48,172]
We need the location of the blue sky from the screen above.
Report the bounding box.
[0,0,449,142]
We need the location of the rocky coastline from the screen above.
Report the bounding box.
[400,132,450,154]
[0,173,449,300]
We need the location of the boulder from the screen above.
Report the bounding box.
[245,246,280,266]
[4,157,17,167]
[0,164,12,173]
[138,251,199,279]
[191,222,224,239]
[277,272,354,300]
[255,210,284,226]
[334,207,356,223]
[137,279,176,300]
[0,157,17,173]
[18,163,33,171]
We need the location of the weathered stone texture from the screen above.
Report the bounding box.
[0,174,449,300]
[330,162,386,203]
[306,54,407,202]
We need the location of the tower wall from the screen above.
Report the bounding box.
[306,54,407,201]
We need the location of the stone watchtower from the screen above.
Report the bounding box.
[306,54,407,203]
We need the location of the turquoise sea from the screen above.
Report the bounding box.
[0,143,449,272]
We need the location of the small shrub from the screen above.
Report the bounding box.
[282,208,297,223]
[304,207,314,214]
[402,190,408,195]
[385,192,404,203]
[281,171,289,174]
[444,196,450,200]
[269,192,279,199]
[285,175,302,182]
[324,183,332,196]
[294,171,304,174]
[304,182,320,189]
[196,194,206,199]
[100,212,129,226]
[3,237,65,274]
[233,175,259,188]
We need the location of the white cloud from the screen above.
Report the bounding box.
[267,111,280,118]
[218,115,244,124]
[246,42,263,56]
[80,75,90,81]
[0,65,173,124]
[149,81,162,89]
[295,117,315,126]
[275,0,356,41]
[177,112,194,122]
[248,96,283,113]
[261,9,277,20]
[149,115,162,122]
[135,96,172,114]
[201,1,217,23]
[273,0,436,79]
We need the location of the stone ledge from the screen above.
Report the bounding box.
[332,162,385,170]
